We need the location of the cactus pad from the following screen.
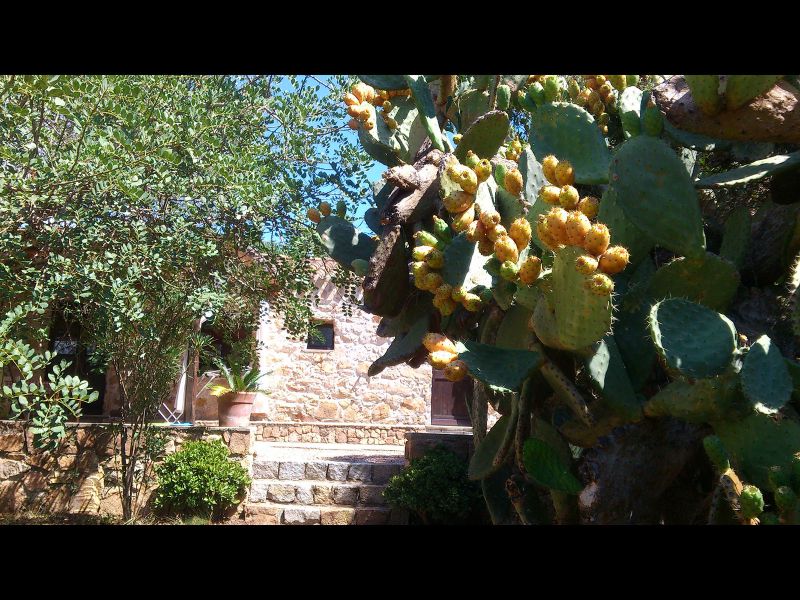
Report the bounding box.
[442,232,492,290]
[643,373,742,423]
[495,304,535,350]
[584,336,642,422]
[367,314,429,377]
[455,340,544,393]
[363,207,383,236]
[454,110,510,162]
[740,334,793,415]
[647,253,740,312]
[597,188,654,267]
[358,75,409,90]
[725,75,782,110]
[648,298,737,379]
[522,438,583,494]
[609,135,705,259]
[713,412,800,491]
[529,102,611,184]
[469,413,514,480]
[552,245,613,351]
[404,75,445,152]
[719,205,751,268]
[695,151,800,188]
[316,215,378,269]
[618,86,643,138]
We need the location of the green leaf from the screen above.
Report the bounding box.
[522,438,582,494]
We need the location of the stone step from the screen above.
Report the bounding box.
[252,458,403,484]
[241,502,408,526]
[249,479,388,507]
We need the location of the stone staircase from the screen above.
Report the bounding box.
[243,442,408,525]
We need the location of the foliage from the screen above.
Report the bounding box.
[152,440,251,521]
[0,302,96,450]
[383,446,486,525]
[0,74,367,518]
[210,360,269,395]
[317,73,800,524]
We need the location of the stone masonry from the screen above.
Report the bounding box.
[194,259,434,427]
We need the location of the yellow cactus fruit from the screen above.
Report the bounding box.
[444,360,468,382]
[504,168,524,196]
[428,350,458,369]
[545,207,569,246]
[536,215,560,251]
[607,75,627,91]
[538,185,561,205]
[352,82,376,104]
[583,223,611,256]
[423,332,458,354]
[433,296,459,316]
[443,189,475,213]
[451,204,476,233]
[554,160,575,187]
[385,116,398,130]
[464,150,480,169]
[434,284,454,301]
[585,272,615,297]
[475,159,492,183]
[575,254,599,275]
[453,134,462,144]
[587,90,601,106]
[598,246,630,275]
[542,155,559,185]
[576,89,591,107]
[479,208,501,229]
[558,185,580,210]
[565,210,592,246]
[382,100,393,111]
[465,220,486,243]
[421,272,444,292]
[462,293,483,312]
[344,92,360,107]
[319,202,331,217]
[412,245,436,262]
[519,255,542,285]
[425,249,445,269]
[347,103,365,119]
[486,223,508,243]
[347,118,359,130]
[364,117,376,130]
[458,167,479,194]
[446,160,461,180]
[509,217,532,252]
[478,238,495,256]
[595,75,607,87]
[307,207,321,223]
[578,196,600,219]
[585,77,598,90]
[598,83,613,101]
[411,261,429,280]
[451,286,467,303]
[494,235,520,264]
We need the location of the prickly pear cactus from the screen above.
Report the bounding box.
[312,75,800,525]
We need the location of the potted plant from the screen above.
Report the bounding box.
[209,361,269,427]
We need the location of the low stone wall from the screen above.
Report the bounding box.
[0,420,252,518]
[252,421,424,446]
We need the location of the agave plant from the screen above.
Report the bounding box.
[208,360,270,396]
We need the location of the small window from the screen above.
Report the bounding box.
[307,322,334,350]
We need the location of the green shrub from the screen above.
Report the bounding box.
[383,446,487,525]
[153,440,251,521]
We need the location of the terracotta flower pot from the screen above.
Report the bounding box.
[217,391,257,427]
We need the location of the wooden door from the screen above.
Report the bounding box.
[431,369,473,426]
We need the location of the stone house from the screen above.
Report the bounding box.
[8,259,478,445]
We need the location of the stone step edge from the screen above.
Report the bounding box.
[241,503,407,526]
[250,479,388,488]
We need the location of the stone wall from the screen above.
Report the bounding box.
[0,420,252,518]
[196,261,435,426]
[252,421,425,446]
